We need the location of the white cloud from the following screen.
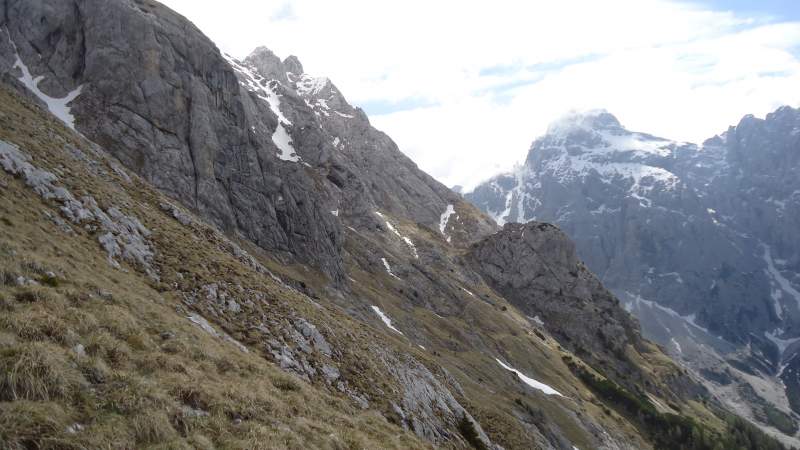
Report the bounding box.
[159,0,800,190]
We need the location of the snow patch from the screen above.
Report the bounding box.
[377,211,419,258]
[670,337,683,354]
[381,257,401,280]
[371,305,403,334]
[765,329,800,358]
[11,35,83,130]
[762,243,800,317]
[222,53,299,162]
[496,358,564,397]
[529,315,545,326]
[439,204,456,242]
[272,123,299,162]
[295,73,329,97]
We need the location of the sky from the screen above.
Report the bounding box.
[159,0,800,190]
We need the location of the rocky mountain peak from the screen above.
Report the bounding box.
[283,55,304,75]
[545,109,623,137]
[244,46,289,84]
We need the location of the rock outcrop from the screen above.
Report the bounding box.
[467,221,647,389]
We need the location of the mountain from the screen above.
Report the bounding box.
[0,1,790,449]
[466,108,800,444]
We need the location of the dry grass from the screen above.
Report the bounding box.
[0,85,429,450]
[0,77,739,450]
[0,342,81,401]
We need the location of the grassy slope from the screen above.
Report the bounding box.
[0,82,788,450]
[0,86,429,449]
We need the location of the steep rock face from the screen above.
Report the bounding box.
[1,0,347,281]
[466,108,800,442]
[467,221,648,389]
[0,0,495,285]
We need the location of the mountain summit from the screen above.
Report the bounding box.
[544,109,624,136]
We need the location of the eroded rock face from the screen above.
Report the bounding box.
[467,221,646,387]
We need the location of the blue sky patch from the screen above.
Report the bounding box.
[359,97,439,116]
[688,0,800,21]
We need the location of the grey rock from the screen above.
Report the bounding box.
[467,221,648,389]
[374,347,500,449]
[72,344,86,357]
[293,318,332,357]
[160,202,193,226]
[321,364,340,383]
[0,139,157,278]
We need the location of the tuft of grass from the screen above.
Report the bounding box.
[3,309,75,345]
[131,411,179,445]
[20,260,48,277]
[271,375,301,392]
[0,294,14,312]
[0,343,80,401]
[1,269,17,286]
[37,274,60,287]
[14,288,53,303]
[0,401,73,450]
[85,331,132,369]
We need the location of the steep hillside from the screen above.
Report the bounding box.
[466,109,800,445]
[0,1,791,449]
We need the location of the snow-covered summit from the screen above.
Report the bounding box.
[545,109,623,137]
[468,110,690,225]
[538,109,675,159]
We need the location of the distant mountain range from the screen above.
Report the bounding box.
[466,107,800,442]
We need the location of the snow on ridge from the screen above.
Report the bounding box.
[11,34,83,130]
[495,358,564,397]
[439,204,456,242]
[371,305,403,334]
[765,329,800,357]
[295,73,329,97]
[762,243,800,316]
[376,211,419,258]
[626,291,713,336]
[222,53,299,162]
[381,257,401,280]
